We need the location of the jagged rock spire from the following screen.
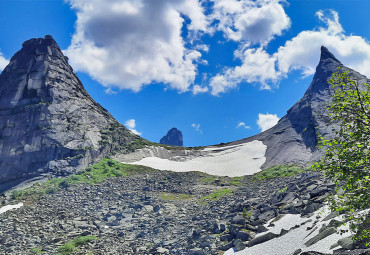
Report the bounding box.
[160,128,183,146]
[319,46,341,64]
[0,36,142,189]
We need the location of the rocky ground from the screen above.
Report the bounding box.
[0,167,369,255]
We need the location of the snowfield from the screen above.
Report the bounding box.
[224,206,352,255]
[129,140,267,177]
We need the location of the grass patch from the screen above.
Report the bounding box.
[57,235,97,255]
[253,165,307,180]
[201,188,232,201]
[12,158,155,200]
[229,177,243,186]
[277,186,288,194]
[242,208,252,221]
[160,192,193,201]
[199,176,218,184]
[30,247,44,254]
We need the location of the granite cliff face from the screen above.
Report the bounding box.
[235,46,370,169]
[0,36,144,187]
[159,128,183,146]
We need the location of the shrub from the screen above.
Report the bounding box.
[253,165,307,180]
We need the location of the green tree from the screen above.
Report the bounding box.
[314,67,370,245]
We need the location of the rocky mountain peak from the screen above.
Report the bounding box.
[21,35,60,54]
[160,128,183,146]
[319,45,341,64]
[228,46,369,169]
[0,36,143,189]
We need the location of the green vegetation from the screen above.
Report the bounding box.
[12,158,154,200]
[242,208,252,221]
[201,188,232,201]
[229,177,243,186]
[253,165,307,180]
[57,235,97,255]
[314,68,370,245]
[160,192,193,201]
[277,186,288,194]
[199,176,218,184]
[30,247,44,254]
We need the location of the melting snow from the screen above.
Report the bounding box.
[130,140,267,177]
[0,202,23,214]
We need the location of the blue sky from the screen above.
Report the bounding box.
[1,0,370,147]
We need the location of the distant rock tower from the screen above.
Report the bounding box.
[160,128,183,146]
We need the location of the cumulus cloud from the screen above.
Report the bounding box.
[65,0,208,93]
[257,113,279,132]
[192,85,209,95]
[191,123,202,133]
[236,122,251,129]
[210,10,370,95]
[125,119,142,136]
[0,52,9,71]
[211,0,290,44]
[210,47,278,95]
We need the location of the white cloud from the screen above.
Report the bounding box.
[192,85,209,95]
[191,123,202,133]
[125,119,142,136]
[211,0,290,44]
[257,113,279,132]
[210,10,370,95]
[0,52,9,71]
[210,47,278,95]
[65,0,208,93]
[236,122,251,129]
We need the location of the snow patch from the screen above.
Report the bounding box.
[129,140,267,177]
[0,202,23,214]
[224,206,352,255]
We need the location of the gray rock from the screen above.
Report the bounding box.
[248,232,279,247]
[305,227,337,246]
[293,248,302,255]
[231,215,246,226]
[337,236,354,250]
[233,239,246,251]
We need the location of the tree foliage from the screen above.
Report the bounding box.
[314,67,370,245]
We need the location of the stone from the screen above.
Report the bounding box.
[233,239,246,251]
[248,232,278,247]
[159,128,183,146]
[231,215,246,226]
[236,229,252,241]
[337,236,354,250]
[305,227,337,246]
[156,247,170,254]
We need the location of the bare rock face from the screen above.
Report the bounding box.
[159,128,183,146]
[234,46,370,168]
[0,36,144,187]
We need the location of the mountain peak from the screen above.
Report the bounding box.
[0,36,141,188]
[16,35,64,61]
[160,127,183,146]
[320,46,341,63]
